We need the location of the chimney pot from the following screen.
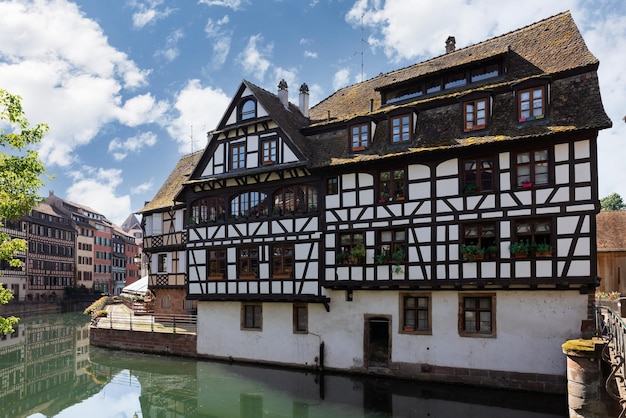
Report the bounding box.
[278,79,289,109]
[445,36,456,53]
[299,83,309,118]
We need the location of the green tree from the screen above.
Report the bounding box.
[600,193,626,211]
[0,89,48,333]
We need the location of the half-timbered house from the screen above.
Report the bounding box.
[146,12,612,392]
[138,151,201,315]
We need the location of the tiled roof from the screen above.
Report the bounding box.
[597,211,626,252]
[138,151,202,214]
[308,11,598,125]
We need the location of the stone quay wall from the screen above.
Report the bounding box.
[90,327,197,357]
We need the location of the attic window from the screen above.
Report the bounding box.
[240,99,256,121]
[518,86,546,122]
[350,123,369,151]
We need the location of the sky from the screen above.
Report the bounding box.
[0,0,625,226]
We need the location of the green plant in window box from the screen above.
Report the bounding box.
[486,245,498,259]
[336,252,348,264]
[464,182,477,193]
[375,254,387,265]
[391,250,405,274]
[535,243,552,257]
[509,240,529,258]
[461,245,484,261]
[350,244,366,264]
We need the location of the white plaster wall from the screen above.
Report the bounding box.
[197,289,588,377]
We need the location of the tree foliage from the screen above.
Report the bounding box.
[0,89,48,334]
[600,193,626,211]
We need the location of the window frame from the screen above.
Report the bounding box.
[261,137,278,165]
[390,114,412,144]
[230,142,246,170]
[327,177,339,195]
[189,196,227,224]
[293,304,308,334]
[462,222,497,260]
[400,293,432,334]
[208,248,227,280]
[272,244,294,278]
[238,246,259,279]
[241,303,262,330]
[512,218,553,256]
[377,229,406,264]
[517,85,547,122]
[337,232,365,265]
[239,98,257,121]
[514,148,551,188]
[463,97,489,132]
[272,185,317,215]
[157,253,167,273]
[231,191,269,218]
[462,157,494,193]
[459,293,496,338]
[378,169,406,202]
[350,122,370,151]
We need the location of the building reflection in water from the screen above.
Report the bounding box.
[0,313,567,417]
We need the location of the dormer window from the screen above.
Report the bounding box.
[350,123,369,151]
[240,99,256,121]
[390,114,412,143]
[517,85,547,122]
[464,98,489,132]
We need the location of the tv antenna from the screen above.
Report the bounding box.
[357,14,365,82]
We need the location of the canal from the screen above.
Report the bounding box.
[0,313,567,417]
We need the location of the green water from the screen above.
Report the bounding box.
[0,313,566,417]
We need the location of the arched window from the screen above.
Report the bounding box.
[240,99,256,120]
[273,186,317,215]
[231,192,269,218]
[189,197,227,224]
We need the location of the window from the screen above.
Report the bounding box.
[462,157,494,193]
[515,149,549,187]
[379,169,405,202]
[513,218,552,257]
[459,294,495,337]
[190,197,227,224]
[157,254,167,273]
[377,230,406,264]
[231,191,269,218]
[390,114,411,143]
[518,86,545,122]
[240,99,256,120]
[337,233,364,265]
[350,123,369,151]
[238,246,259,278]
[208,248,226,279]
[401,294,431,334]
[272,244,294,278]
[462,222,497,260]
[293,304,308,333]
[327,177,338,195]
[231,143,246,170]
[273,185,317,215]
[242,304,262,330]
[161,295,170,309]
[463,98,488,132]
[261,138,277,165]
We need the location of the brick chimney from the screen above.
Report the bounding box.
[299,83,309,118]
[446,36,456,53]
[278,79,289,109]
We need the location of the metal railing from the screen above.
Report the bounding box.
[594,299,626,415]
[95,312,197,334]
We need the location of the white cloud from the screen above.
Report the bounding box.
[304,50,318,59]
[0,0,153,168]
[347,0,573,62]
[333,68,351,91]
[236,35,272,82]
[129,0,175,29]
[198,0,248,11]
[66,166,132,226]
[108,131,158,161]
[166,79,231,152]
[116,93,169,127]
[205,15,232,69]
[155,28,185,63]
